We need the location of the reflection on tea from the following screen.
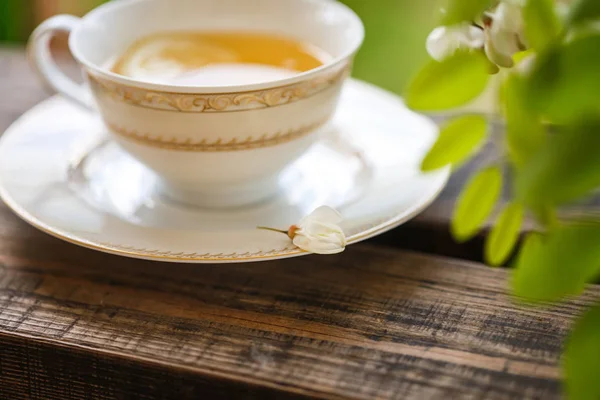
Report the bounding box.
[111,31,330,85]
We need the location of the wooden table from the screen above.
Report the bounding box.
[0,47,597,400]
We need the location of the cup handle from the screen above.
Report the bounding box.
[28,15,94,111]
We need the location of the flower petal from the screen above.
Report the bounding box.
[485,29,515,68]
[493,2,524,33]
[303,206,343,225]
[426,27,453,61]
[300,220,345,237]
[483,1,526,68]
[426,25,484,61]
[291,206,346,255]
[293,234,345,255]
[490,29,521,56]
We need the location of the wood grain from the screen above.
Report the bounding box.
[0,235,596,400]
[0,215,599,399]
[1,47,600,399]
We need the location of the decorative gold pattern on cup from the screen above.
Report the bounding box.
[88,65,350,113]
[106,118,329,151]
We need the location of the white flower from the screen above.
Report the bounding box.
[484,1,527,68]
[258,206,347,255]
[290,206,347,254]
[426,24,485,61]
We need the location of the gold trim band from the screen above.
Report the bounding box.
[98,245,301,260]
[107,118,328,151]
[88,65,350,113]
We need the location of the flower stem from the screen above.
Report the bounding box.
[257,226,288,235]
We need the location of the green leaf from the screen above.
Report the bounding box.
[532,205,558,230]
[485,202,524,266]
[421,115,487,172]
[524,34,600,122]
[512,231,544,275]
[511,231,544,294]
[441,0,493,25]
[523,0,561,52]
[516,120,600,208]
[567,0,600,28]
[405,51,490,112]
[512,224,600,302]
[564,304,600,400]
[502,74,545,168]
[451,166,502,242]
[0,0,25,42]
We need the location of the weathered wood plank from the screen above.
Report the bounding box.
[0,221,598,399]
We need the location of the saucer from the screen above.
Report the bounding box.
[0,79,449,263]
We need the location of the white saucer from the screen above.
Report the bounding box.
[0,79,449,263]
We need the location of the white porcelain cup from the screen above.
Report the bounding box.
[28,0,364,208]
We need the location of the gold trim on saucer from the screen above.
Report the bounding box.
[88,65,350,113]
[0,166,450,263]
[98,244,302,261]
[107,118,328,151]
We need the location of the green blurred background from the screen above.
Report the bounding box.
[0,0,439,93]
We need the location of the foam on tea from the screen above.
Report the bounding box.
[111,31,330,86]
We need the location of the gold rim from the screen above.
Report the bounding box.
[107,118,328,151]
[88,65,350,113]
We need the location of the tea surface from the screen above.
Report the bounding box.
[111,31,329,85]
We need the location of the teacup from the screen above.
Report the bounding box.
[28,0,364,208]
